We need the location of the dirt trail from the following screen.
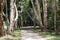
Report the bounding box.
[21,30,47,40]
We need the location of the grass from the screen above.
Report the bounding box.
[39,32,60,40]
[13,30,21,37]
[0,30,21,40]
[33,29,60,40]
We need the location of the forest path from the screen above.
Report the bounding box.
[21,30,47,40]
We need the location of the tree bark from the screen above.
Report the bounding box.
[42,0,48,31]
[52,0,58,34]
[36,0,44,31]
[14,2,18,29]
[21,15,23,27]
[31,0,44,31]
[0,0,6,36]
[33,15,36,29]
[9,0,15,33]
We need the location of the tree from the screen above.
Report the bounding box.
[0,0,6,36]
[52,0,58,34]
[42,0,48,31]
[36,0,45,31]
[9,0,15,33]
[31,0,48,31]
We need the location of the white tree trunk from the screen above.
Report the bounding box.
[9,0,15,33]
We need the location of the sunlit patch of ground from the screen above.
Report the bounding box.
[21,30,47,40]
[0,30,21,40]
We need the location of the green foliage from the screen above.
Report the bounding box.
[24,0,30,5]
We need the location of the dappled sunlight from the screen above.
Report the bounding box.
[45,36,56,40]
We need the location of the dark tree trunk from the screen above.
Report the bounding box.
[0,1,5,36]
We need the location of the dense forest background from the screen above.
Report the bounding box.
[0,0,60,38]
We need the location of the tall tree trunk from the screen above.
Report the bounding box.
[52,0,58,34]
[42,0,48,31]
[21,15,23,27]
[9,0,15,33]
[6,0,9,31]
[14,2,18,29]
[0,0,6,36]
[31,0,44,31]
[36,0,44,31]
[33,15,36,29]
